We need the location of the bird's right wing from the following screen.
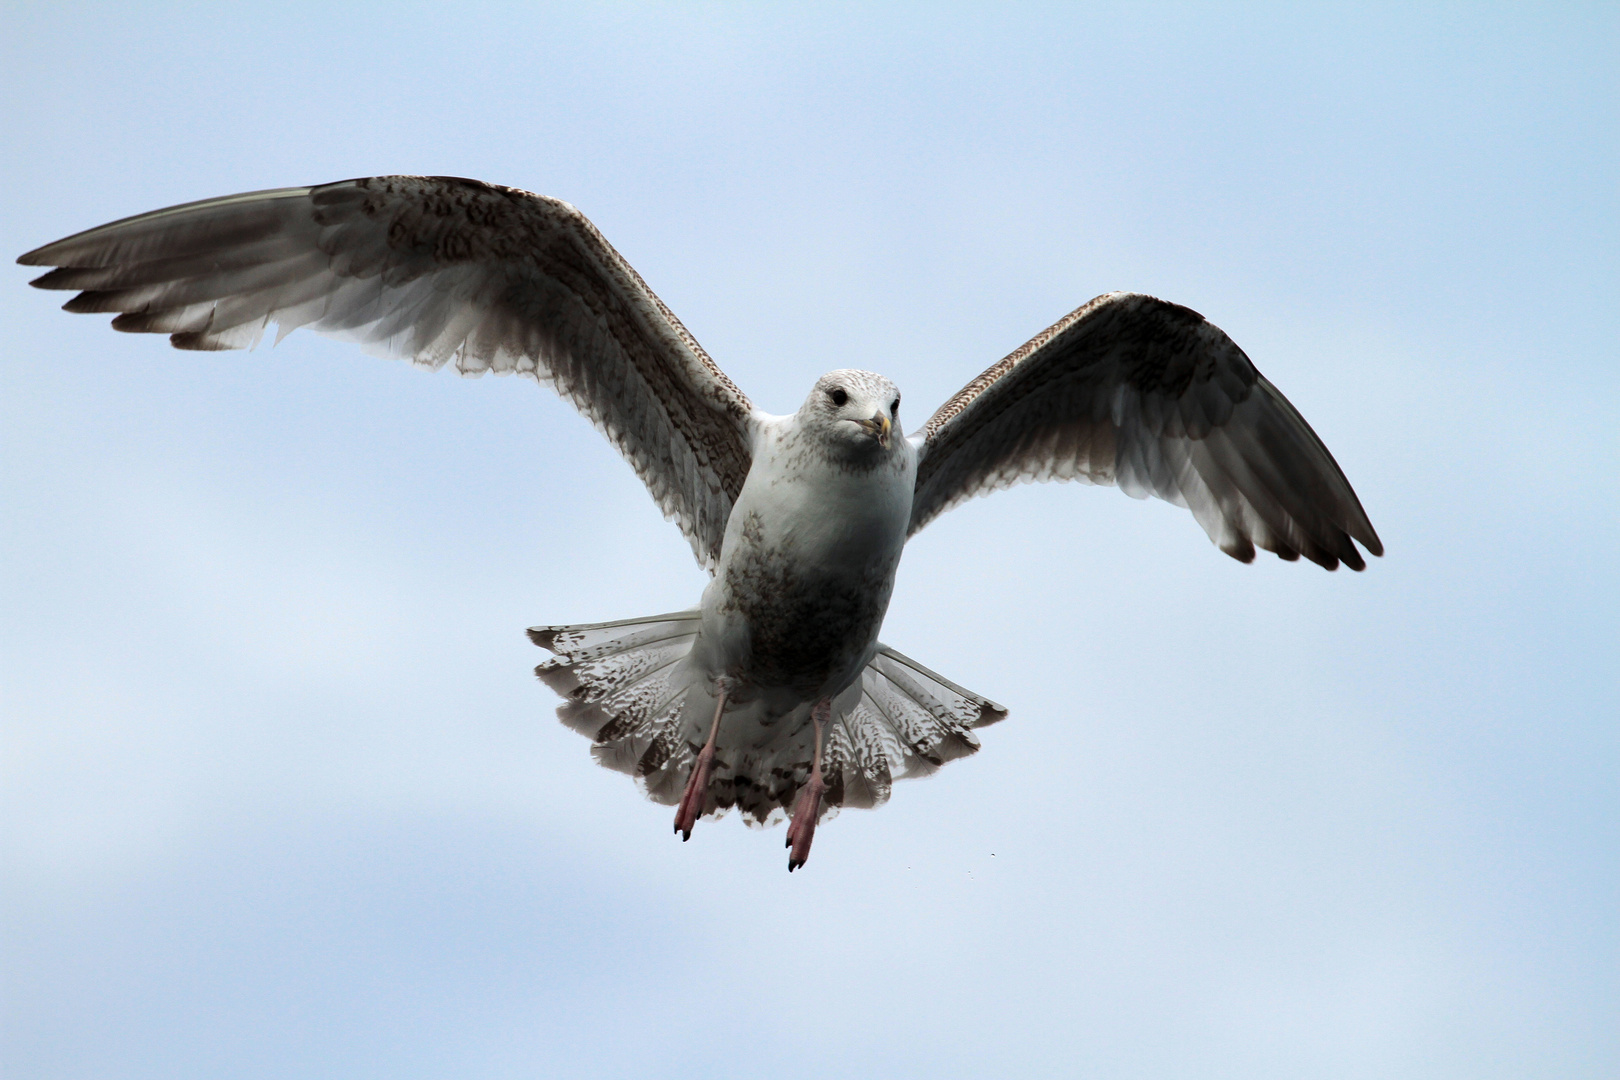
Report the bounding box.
[19,176,756,569]
[910,292,1381,569]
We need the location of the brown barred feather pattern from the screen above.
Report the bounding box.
[911,292,1382,570]
[20,176,755,570]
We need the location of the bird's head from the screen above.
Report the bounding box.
[801,370,902,457]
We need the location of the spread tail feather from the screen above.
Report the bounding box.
[527,611,701,767]
[529,615,1007,825]
[827,645,1008,811]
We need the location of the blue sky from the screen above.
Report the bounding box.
[2,4,1615,1078]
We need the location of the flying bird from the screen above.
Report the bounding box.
[19,175,1382,871]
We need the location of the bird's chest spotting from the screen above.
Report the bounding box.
[714,453,913,693]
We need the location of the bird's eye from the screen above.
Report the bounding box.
[829,388,848,407]
[890,398,900,416]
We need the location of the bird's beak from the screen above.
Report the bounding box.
[859,412,893,449]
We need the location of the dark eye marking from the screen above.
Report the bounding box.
[829,388,848,407]
[890,397,900,415]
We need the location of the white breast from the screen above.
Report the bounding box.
[696,416,917,698]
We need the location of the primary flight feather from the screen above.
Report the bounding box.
[20,174,1381,870]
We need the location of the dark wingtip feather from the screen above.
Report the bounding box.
[526,626,560,651]
[1297,542,1340,571]
[1343,515,1384,559]
[169,332,234,351]
[63,291,120,314]
[29,267,74,288]
[1222,537,1257,563]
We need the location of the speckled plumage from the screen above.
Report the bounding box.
[20,175,1382,858]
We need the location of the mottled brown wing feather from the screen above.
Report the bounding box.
[19,176,755,568]
[910,292,1382,570]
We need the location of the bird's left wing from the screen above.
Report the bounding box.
[909,292,1381,569]
[19,176,755,569]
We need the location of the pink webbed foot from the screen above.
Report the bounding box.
[675,679,730,842]
[673,744,715,841]
[785,772,825,872]
[787,698,831,872]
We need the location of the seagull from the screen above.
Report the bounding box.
[19,175,1382,871]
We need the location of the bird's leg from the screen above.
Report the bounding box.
[675,677,729,841]
[786,698,830,872]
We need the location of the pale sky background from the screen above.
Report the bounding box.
[2,4,1615,1078]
